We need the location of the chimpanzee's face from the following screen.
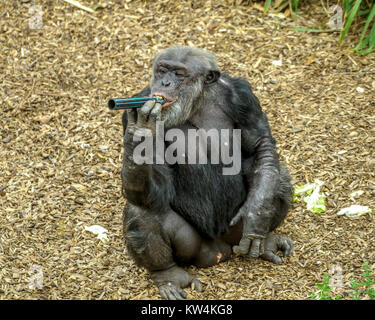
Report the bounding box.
[148,47,220,127]
[149,56,204,127]
[150,59,191,109]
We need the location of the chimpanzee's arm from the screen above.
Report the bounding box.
[121,86,175,212]
[234,125,281,234]
[223,76,281,256]
[232,128,280,235]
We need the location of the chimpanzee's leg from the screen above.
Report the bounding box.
[123,203,200,300]
[123,203,229,299]
[160,208,232,268]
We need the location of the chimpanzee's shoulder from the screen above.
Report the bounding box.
[219,74,263,126]
[220,73,252,91]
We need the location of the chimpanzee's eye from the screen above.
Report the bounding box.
[175,70,185,77]
[158,66,167,74]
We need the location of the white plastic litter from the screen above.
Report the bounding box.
[84,225,109,243]
[272,59,282,67]
[356,87,364,93]
[350,190,364,199]
[337,205,371,218]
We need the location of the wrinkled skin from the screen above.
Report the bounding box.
[120,46,294,299]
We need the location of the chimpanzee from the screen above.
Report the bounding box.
[120,46,293,300]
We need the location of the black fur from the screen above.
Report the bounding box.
[122,74,291,239]
[120,46,292,278]
[170,163,246,238]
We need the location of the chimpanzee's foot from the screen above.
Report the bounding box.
[151,266,202,300]
[260,233,294,265]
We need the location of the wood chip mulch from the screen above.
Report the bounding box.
[0,0,374,300]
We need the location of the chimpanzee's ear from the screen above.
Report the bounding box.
[205,70,221,84]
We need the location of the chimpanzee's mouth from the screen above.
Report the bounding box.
[152,93,177,109]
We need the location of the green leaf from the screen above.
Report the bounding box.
[316,283,324,289]
[294,180,322,195]
[265,0,272,13]
[362,262,371,270]
[351,279,359,289]
[292,194,300,203]
[292,26,341,33]
[362,271,371,278]
[339,0,363,44]
[304,187,326,213]
[356,20,375,54]
[292,0,299,11]
[358,9,370,16]
[354,3,375,51]
[367,288,375,298]
[344,0,354,13]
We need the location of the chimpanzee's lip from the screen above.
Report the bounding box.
[152,93,177,108]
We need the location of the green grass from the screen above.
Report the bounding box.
[263,0,375,54]
[312,262,375,300]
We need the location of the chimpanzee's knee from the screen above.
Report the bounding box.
[123,203,175,271]
[160,210,231,268]
[123,204,222,269]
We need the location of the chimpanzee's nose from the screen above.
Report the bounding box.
[162,79,171,87]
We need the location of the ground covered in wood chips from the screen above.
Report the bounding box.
[1,0,374,300]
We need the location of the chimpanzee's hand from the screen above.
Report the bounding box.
[230,200,272,258]
[126,100,163,136]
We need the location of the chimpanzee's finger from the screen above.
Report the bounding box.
[160,285,180,300]
[127,109,136,126]
[171,288,185,300]
[159,287,174,300]
[137,100,155,125]
[178,287,188,299]
[191,279,202,292]
[278,236,294,257]
[229,209,244,227]
[159,287,167,300]
[148,102,162,123]
[233,237,251,255]
[285,238,294,256]
[261,251,282,265]
[249,238,261,258]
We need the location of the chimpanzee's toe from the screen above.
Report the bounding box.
[159,283,188,300]
[260,251,283,264]
[259,233,293,264]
